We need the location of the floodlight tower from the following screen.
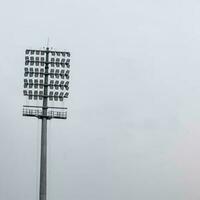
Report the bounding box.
[22,47,71,200]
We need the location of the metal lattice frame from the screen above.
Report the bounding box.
[23,48,70,119]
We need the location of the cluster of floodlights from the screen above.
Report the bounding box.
[25,50,70,66]
[24,68,69,78]
[23,49,70,101]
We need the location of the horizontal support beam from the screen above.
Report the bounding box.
[23,93,69,98]
[23,108,67,119]
[23,105,68,110]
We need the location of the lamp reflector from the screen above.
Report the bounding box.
[49,91,53,101]
[34,91,38,100]
[23,90,28,95]
[55,80,59,89]
[25,50,30,55]
[35,68,39,77]
[50,80,54,89]
[50,69,54,78]
[39,91,43,100]
[39,80,44,89]
[54,91,59,101]
[55,69,59,78]
[64,92,69,98]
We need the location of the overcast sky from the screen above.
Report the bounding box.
[1,0,200,200]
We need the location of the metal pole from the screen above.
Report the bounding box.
[39,48,49,200]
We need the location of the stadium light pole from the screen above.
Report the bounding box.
[22,47,71,200]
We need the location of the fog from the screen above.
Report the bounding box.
[0,0,200,199]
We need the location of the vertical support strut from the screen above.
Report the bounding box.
[39,48,49,200]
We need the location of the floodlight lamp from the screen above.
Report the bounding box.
[29,82,33,89]
[60,70,65,78]
[50,80,54,89]
[35,68,39,77]
[34,79,38,88]
[39,91,43,100]
[28,90,32,94]
[24,79,29,87]
[49,91,53,101]
[40,69,44,77]
[59,92,64,101]
[65,52,71,57]
[25,61,29,66]
[55,80,59,90]
[55,70,59,78]
[65,74,69,79]
[50,69,54,78]
[64,92,69,98]
[39,91,43,96]
[39,80,44,89]
[59,92,64,97]
[24,83,28,88]
[24,68,29,77]
[34,91,38,100]
[64,81,69,86]
[24,79,28,88]
[23,90,28,95]
[66,63,70,68]
[30,68,34,76]
[54,91,59,101]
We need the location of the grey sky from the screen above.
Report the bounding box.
[0,0,200,199]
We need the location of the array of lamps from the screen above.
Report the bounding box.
[23,49,70,102]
